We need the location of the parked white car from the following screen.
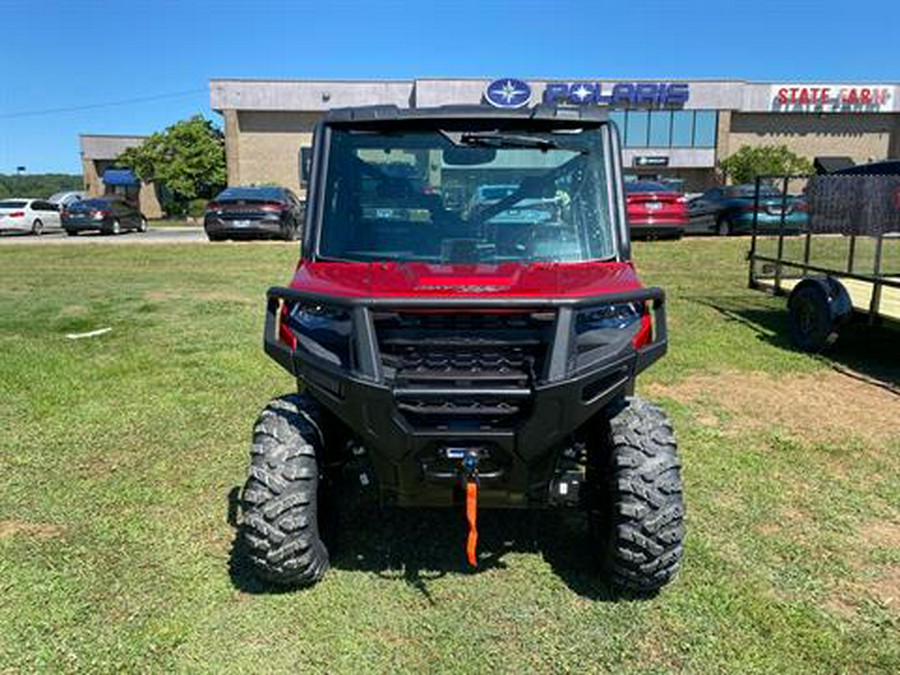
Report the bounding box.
[0,198,62,235]
[48,191,87,209]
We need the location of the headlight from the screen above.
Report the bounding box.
[281,303,353,368]
[572,302,648,372]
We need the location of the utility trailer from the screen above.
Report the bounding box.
[747,172,900,352]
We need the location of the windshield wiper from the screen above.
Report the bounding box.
[457,132,562,151]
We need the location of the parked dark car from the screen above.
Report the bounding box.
[687,184,808,235]
[62,197,147,236]
[204,186,304,241]
[625,181,687,239]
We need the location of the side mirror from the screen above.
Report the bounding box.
[299,147,312,188]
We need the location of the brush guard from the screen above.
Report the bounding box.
[262,286,669,508]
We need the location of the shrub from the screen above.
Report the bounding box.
[188,199,208,218]
[720,145,814,184]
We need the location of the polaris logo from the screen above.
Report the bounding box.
[484,78,532,109]
[543,82,690,107]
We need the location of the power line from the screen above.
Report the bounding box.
[0,89,206,119]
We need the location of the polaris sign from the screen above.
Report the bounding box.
[543,82,690,107]
[484,78,532,109]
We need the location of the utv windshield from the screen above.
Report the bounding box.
[317,123,617,263]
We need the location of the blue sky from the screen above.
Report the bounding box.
[2,0,898,174]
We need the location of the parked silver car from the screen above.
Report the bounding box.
[0,198,62,235]
[48,190,87,210]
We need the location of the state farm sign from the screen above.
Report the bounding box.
[771,84,894,112]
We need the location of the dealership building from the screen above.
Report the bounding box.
[79,134,163,218]
[210,77,900,196]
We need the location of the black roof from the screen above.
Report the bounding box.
[323,104,608,124]
[832,159,900,176]
[814,156,856,174]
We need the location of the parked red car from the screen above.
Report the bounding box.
[626,181,687,239]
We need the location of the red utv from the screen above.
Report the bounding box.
[239,104,684,593]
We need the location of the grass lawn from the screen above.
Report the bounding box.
[1,239,898,673]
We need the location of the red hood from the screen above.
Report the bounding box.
[289,261,643,298]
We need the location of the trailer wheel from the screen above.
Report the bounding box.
[588,397,684,593]
[788,282,840,353]
[239,393,330,587]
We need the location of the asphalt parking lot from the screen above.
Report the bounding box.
[0,227,208,245]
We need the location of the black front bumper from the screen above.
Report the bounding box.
[263,288,668,507]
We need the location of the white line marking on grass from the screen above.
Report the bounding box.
[65,327,112,340]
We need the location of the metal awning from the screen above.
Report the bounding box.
[102,168,140,186]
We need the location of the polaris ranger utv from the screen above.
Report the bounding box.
[239,103,684,592]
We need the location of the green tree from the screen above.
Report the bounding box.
[0,174,83,199]
[116,115,226,207]
[719,145,813,184]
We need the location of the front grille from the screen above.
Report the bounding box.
[372,310,555,430]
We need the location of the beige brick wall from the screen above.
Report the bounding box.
[715,109,731,162]
[136,182,163,219]
[82,157,100,196]
[727,113,895,165]
[230,111,321,198]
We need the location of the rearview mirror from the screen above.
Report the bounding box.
[443,147,497,166]
[519,176,556,199]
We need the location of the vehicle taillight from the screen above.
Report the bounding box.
[92,210,108,218]
[260,202,287,212]
[8,211,24,218]
[794,201,809,211]
[206,202,221,211]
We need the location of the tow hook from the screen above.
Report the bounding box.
[461,450,480,568]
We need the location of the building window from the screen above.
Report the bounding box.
[693,110,717,148]
[648,111,672,147]
[613,110,718,149]
[625,110,649,148]
[671,111,694,147]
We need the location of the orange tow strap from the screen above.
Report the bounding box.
[466,480,478,567]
